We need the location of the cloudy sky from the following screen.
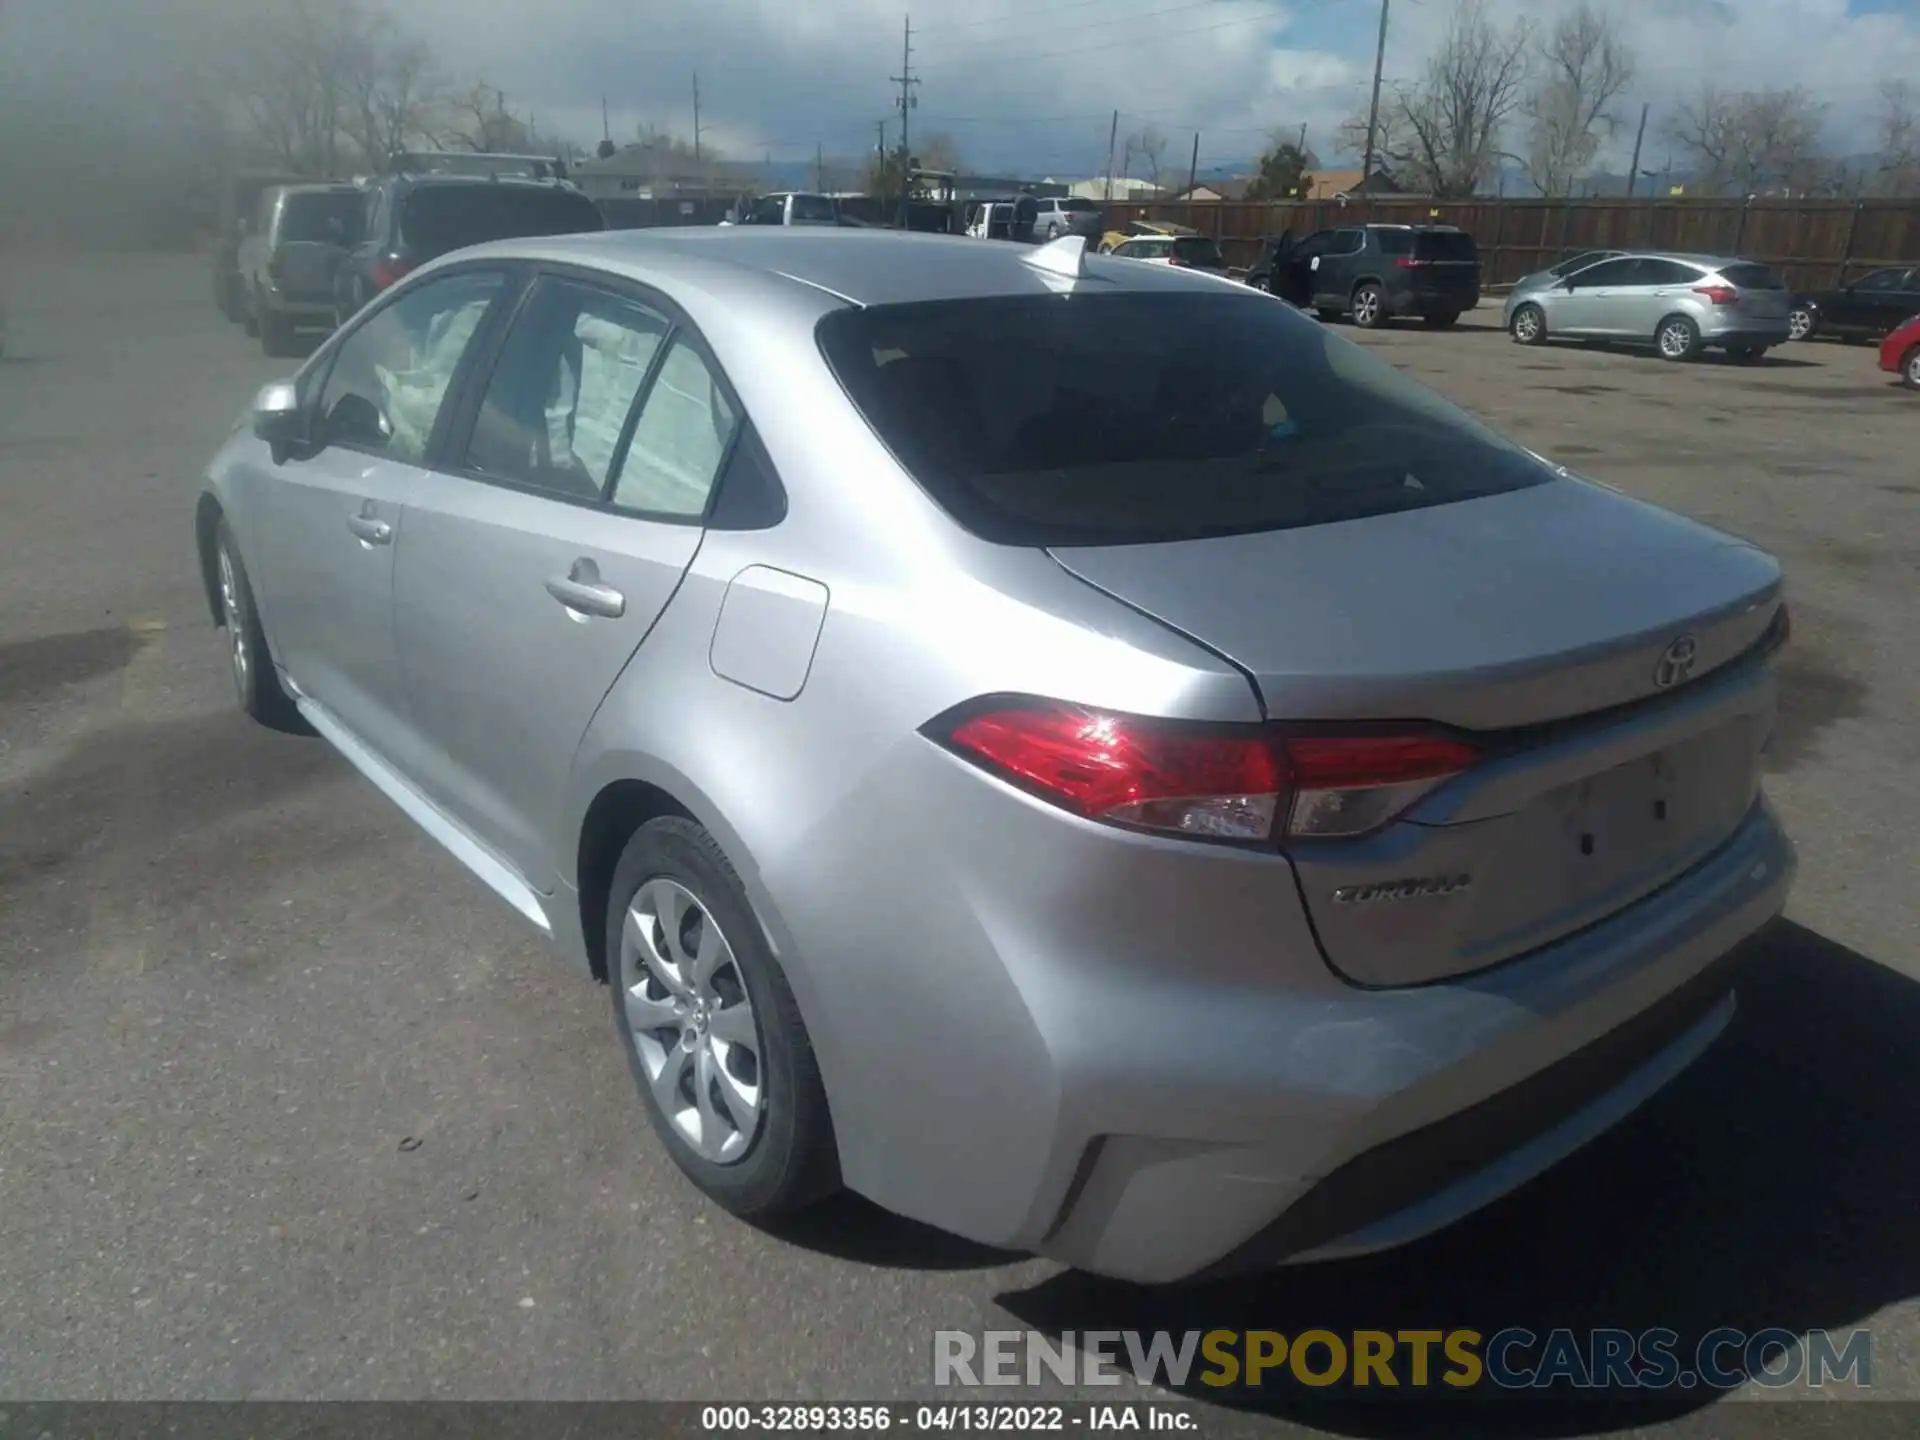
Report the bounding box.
[5,0,1919,184]
[394,0,1920,177]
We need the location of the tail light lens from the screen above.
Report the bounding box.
[1395,256,1431,269]
[932,700,1479,844]
[371,255,413,290]
[1693,284,1738,305]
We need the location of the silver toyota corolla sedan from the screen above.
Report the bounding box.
[194,227,1795,1284]
[1503,251,1792,361]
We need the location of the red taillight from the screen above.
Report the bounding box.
[1693,284,1738,305]
[934,700,1478,843]
[372,255,413,290]
[1168,255,1187,267]
[1395,256,1431,269]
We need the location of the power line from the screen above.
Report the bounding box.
[927,0,1271,53]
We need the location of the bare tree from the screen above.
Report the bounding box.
[443,82,532,152]
[220,0,369,176]
[1121,124,1169,188]
[1664,85,1826,195]
[1521,3,1635,196]
[1344,0,1532,198]
[1876,79,1919,195]
[340,21,440,168]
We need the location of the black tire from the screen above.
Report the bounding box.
[1510,302,1547,345]
[607,816,840,1219]
[1351,282,1386,329]
[1424,311,1460,329]
[1655,313,1702,362]
[1788,305,1816,343]
[214,520,304,731]
[1902,346,1920,390]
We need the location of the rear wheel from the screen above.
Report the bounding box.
[1902,346,1920,390]
[608,817,840,1219]
[1788,305,1816,342]
[1656,314,1702,362]
[1510,303,1547,345]
[1424,311,1460,329]
[1351,283,1385,329]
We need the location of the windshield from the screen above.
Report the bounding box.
[817,292,1549,547]
[279,191,362,243]
[400,185,603,255]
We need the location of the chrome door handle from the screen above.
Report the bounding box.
[545,574,626,619]
[346,513,392,545]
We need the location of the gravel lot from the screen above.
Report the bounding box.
[2,255,1916,1434]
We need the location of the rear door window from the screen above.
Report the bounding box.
[611,339,742,518]
[1568,257,1639,287]
[1173,237,1224,267]
[463,277,671,500]
[1718,263,1784,290]
[278,191,363,244]
[1371,228,1414,257]
[816,292,1549,547]
[1633,259,1705,286]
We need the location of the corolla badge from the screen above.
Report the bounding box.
[1653,633,1700,689]
[1333,875,1473,904]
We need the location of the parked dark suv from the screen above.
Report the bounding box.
[332,174,605,326]
[212,169,300,322]
[1267,223,1480,328]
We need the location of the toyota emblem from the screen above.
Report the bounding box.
[1653,634,1699,689]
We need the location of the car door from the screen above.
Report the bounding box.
[1864,268,1920,333]
[1310,229,1362,306]
[1550,256,1639,336]
[250,266,510,757]
[391,270,741,886]
[1610,257,1704,338]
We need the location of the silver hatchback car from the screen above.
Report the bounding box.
[196,228,1794,1284]
[1504,251,1792,361]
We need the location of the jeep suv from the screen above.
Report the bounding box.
[1269,224,1481,328]
[239,183,364,356]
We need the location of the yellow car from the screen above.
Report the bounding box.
[1096,218,1198,254]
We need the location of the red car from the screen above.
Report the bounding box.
[1882,312,1920,389]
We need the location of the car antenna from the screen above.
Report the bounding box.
[1021,233,1092,281]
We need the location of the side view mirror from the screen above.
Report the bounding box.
[251,379,310,456]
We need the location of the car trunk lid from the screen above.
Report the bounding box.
[1051,478,1784,986]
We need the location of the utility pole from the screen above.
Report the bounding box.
[1187,131,1200,199]
[692,72,703,163]
[890,15,920,226]
[1361,0,1390,183]
[1104,110,1119,201]
[817,141,825,192]
[1624,101,1649,199]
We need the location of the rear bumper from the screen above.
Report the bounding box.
[1386,284,1480,317]
[1701,315,1790,346]
[1030,798,1793,1282]
[256,293,336,321]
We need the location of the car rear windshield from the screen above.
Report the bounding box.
[1061,197,1099,212]
[1414,230,1478,261]
[816,292,1550,547]
[1173,236,1224,265]
[400,185,603,255]
[1720,262,1785,290]
[790,194,838,221]
[279,191,362,243]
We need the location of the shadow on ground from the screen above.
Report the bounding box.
[993,921,1918,1436]
[761,1192,1025,1273]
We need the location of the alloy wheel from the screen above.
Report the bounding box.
[1788,308,1813,342]
[1353,288,1381,326]
[619,877,764,1165]
[1512,307,1542,343]
[1658,320,1695,359]
[1905,349,1920,389]
[217,544,250,701]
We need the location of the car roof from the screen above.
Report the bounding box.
[454,227,1253,308]
[275,182,359,196]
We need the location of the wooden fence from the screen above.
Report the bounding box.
[1096,196,1920,290]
